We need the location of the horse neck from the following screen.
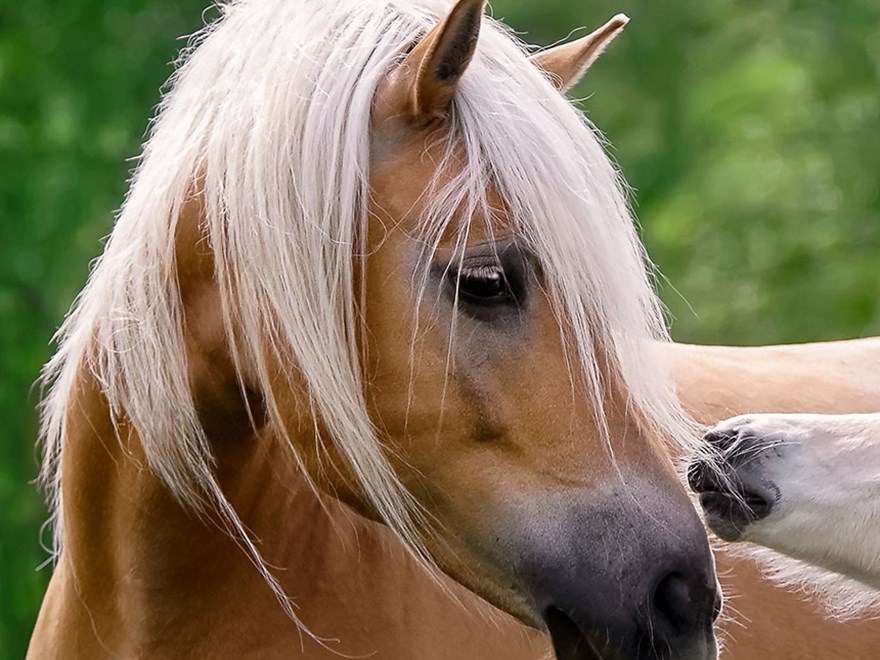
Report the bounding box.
[46,194,353,652]
[47,364,544,658]
[50,364,321,653]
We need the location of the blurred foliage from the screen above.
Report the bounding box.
[498,0,880,343]
[2,0,879,656]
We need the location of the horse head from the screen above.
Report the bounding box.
[38,2,719,658]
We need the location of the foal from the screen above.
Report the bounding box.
[691,411,880,609]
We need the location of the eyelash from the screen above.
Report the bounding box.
[452,263,518,306]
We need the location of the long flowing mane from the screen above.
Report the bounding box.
[39,0,695,624]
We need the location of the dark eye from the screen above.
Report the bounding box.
[435,239,530,321]
[457,265,512,303]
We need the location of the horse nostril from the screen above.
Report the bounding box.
[703,428,739,451]
[712,588,723,623]
[653,573,689,633]
[687,460,707,492]
[687,459,721,494]
[544,608,603,660]
[651,571,716,637]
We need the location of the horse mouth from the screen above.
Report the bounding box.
[545,606,719,660]
[545,608,607,660]
[698,490,772,542]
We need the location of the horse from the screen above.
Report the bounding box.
[667,339,880,656]
[690,410,880,614]
[29,1,721,658]
[295,336,880,660]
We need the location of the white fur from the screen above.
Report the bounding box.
[711,413,880,616]
[38,0,695,630]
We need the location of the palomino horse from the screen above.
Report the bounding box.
[31,1,720,658]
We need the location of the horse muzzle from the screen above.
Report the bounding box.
[513,483,721,660]
[688,427,781,541]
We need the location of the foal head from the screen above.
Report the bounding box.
[40,1,719,658]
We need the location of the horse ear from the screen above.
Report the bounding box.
[377,0,486,124]
[530,14,629,93]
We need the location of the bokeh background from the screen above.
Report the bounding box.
[2,0,879,655]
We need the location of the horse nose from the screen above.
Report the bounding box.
[542,548,720,660]
[527,490,720,660]
[638,550,721,659]
[652,564,723,642]
[689,429,779,541]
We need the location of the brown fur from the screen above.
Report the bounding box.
[30,339,880,658]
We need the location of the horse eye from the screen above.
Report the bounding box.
[458,265,510,301]
[438,241,529,318]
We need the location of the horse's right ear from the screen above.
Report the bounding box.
[531,14,629,93]
[374,0,486,126]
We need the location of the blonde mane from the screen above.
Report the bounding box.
[39,0,695,629]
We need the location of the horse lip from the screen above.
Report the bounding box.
[698,489,774,542]
[702,482,776,517]
[544,608,718,660]
[699,492,747,541]
[544,608,607,660]
[742,491,774,518]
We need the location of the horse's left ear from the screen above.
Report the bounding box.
[531,14,629,93]
[376,0,486,124]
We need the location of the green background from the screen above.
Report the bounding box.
[2,0,879,655]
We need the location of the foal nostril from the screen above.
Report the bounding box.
[686,459,715,493]
[702,428,739,451]
[651,570,716,637]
